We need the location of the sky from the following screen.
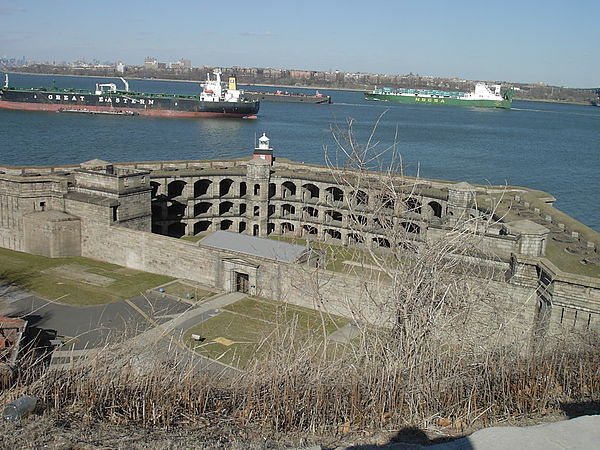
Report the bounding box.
[1,0,598,88]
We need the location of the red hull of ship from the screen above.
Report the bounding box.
[0,100,252,118]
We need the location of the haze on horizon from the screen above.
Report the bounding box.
[1,0,598,88]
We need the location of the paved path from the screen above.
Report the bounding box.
[2,288,193,350]
[1,282,248,371]
[334,414,600,450]
[129,291,246,346]
[40,290,246,371]
[342,260,381,271]
[439,414,600,449]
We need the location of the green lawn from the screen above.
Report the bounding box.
[482,189,600,278]
[268,235,392,277]
[0,247,174,305]
[225,297,348,334]
[185,311,269,368]
[545,240,600,278]
[183,296,350,369]
[159,281,214,301]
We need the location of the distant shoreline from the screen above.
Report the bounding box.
[4,70,365,92]
[3,70,593,105]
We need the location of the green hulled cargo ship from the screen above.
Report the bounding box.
[364,83,514,109]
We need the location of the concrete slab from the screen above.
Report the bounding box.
[336,415,600,449]
[42,264,116,287]
[435,414,600,450]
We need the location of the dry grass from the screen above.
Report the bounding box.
[2,328,597,439]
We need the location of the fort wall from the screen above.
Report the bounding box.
[78,221,372,320]
[23,211,81,257]
[79,221,538,335]
[0,176,67,252]
[0,145,599,336]
[427,225,519,259]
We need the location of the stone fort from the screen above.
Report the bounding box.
[0,135,599,335]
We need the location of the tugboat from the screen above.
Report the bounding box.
[0,70,260,118]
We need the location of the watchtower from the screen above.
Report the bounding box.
[247,134,274,237]
[65,159,152,231]
[253,133,274,164]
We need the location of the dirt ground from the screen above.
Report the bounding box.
[0,415,280,450]
[0,410,585,450]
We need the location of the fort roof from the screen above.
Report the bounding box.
[64,191,120,207]
[507,219,550,235]
[200,231,307,263]
[80,159,111,168]
[23,210,80,222]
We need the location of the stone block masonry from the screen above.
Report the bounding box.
[81,221,535,337]
[0,145,599,337]
[0,175,68,252]
[23,210,81,258]
[78,221,373,322]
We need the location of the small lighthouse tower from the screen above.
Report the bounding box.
[253,133,274,164]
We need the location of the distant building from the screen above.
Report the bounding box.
[71,60,91,68]
[0,57,27,67]
[170,59,192,69]
[116,61,125,73]
[289,70,311,80]
[144,57,158,69]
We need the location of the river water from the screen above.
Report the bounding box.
[1,73,599,231]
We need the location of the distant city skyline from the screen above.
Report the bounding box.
[1,0,598,88]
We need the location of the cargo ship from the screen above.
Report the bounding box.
[364,83,513,109]
[0,70,260,118]
[592,88,600,107]
[244,89,331,104]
